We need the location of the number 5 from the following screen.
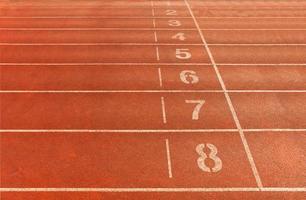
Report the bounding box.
[176,49,191,59]
[185,99,205,120]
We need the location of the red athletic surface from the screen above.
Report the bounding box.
[0,0,306,199]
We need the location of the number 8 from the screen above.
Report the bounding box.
[196,143,222,173]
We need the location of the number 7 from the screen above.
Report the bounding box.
[185,100,205,120]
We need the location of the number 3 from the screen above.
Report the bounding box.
[196,143,222,173]
[168,20,181,27]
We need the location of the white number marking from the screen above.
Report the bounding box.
[180,70,199,84]
[196,143,222,173]
[176,48,191,60]
[168,20,181,27]
[172,32,186,41]
[166,10,177,16]
[185,99,205,120]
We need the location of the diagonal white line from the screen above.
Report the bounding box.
[184,0,263,188]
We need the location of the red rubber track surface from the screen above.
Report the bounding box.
[0,0,305,199]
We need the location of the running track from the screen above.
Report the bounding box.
[0,0,306,199]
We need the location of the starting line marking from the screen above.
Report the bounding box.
[0,187,305,192]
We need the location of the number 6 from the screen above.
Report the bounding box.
[180,70,199,84]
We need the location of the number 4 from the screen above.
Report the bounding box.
[185,100,205,120]
[172,32,186,41]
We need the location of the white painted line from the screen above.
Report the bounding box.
[0,129,305,133]
[0,187,305,192]
[203,29,306,31]
[155,46,160,61]
[152,19,156,28]
[154,31,158,42]
[1,43,305,46]
[0,28,198,31]
[184,0,263,188]
[151,1,155,15]
[1,28,306,31]
[209,44,306,46]
[1,90,306,93]
[0,90,223,93]
[165,139,173,178]
[229,90,306,93]
[1,63,306,66]
[219,63,306,66]
[0,129,238,133]
[160,97,167,124]
[1,16,306,19]
[245,129,306,132]
[158,68,163,87]
[0,43,202,46]
[0,63,212,66]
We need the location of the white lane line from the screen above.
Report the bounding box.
[1,43,306,46]
[0,63,212,66]
[229,90,306,93]
[1,28,306,31]
[0,90,223,93]
[220,63,306,66]
[0,28,198,31]
[0,62,210,66]
[209,44,306,46]
[165,139,173,178]
[158,68,163,87]
[184,0,263,188]
[0,187,305,192]
[1,16,306,19]
[155,46,160,61]
[204,29,306,31]
[154,32,158,42]
[1,90,306,93]
[245,129,306,132]
[0,129,304,133]
[0,129,305,133]
[1,63,306,66]
[160,97,167,124]
[152,19,156,28]
[0,129,238,133]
